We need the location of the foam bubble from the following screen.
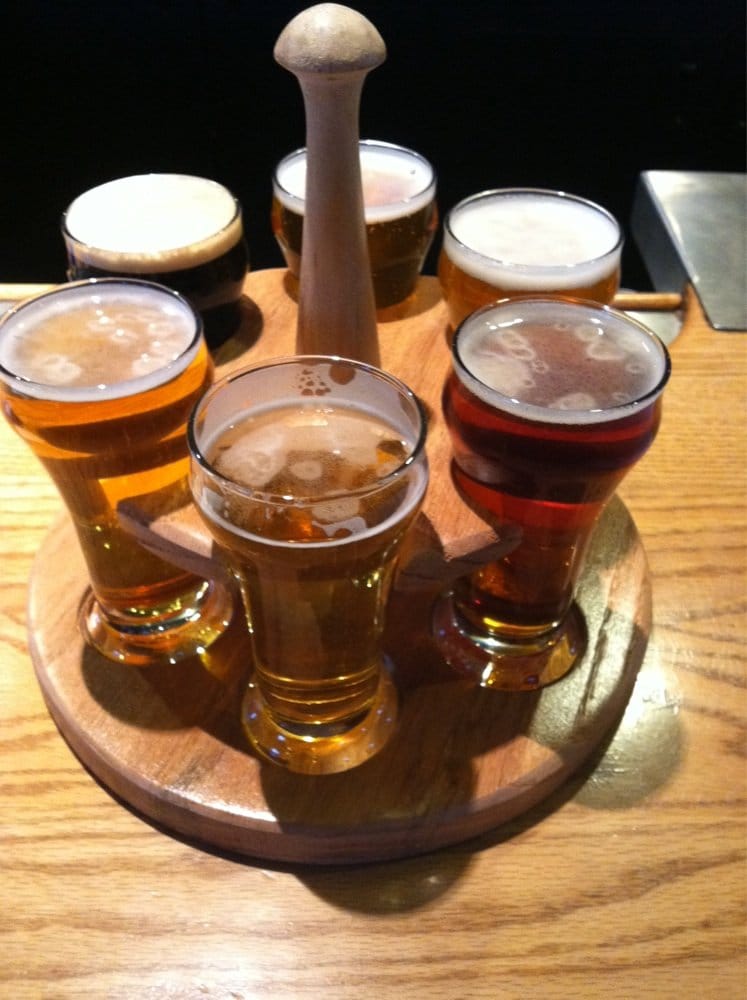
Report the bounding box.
[214,426,288,489]
[552,391,599,410]
[585,338,626,362]
[499,328,537,361]
[289,459,324,482]
[463,348,535,397]
[312,497,362,525]
[33,354,83,385]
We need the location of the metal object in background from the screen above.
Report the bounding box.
[632,171,746,331]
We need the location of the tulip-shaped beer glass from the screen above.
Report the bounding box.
[189,356,428,773]
[434,297,670,690]
[0,279,233,666]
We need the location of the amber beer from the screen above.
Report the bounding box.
[62,174,249,345]
[435,297,670,689]
[272,140,438,309]
[0,279,233,666]
[438,188,623,328]
[189,357,428,774]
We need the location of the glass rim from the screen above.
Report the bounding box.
[188,354,429,507]
[443,187,624,274]
[272,139,437,211]
[61,173,243,257]
[452,296,671,427]
[0,277,204,403]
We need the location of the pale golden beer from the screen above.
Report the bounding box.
[438,188,623,327]
[189,357,428,774]
[62,174,249,346]
[0,278,233,665]
[272,140,438,309]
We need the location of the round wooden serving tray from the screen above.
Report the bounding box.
[26,271,652,864]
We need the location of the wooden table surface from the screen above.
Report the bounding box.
[2,272,745,999]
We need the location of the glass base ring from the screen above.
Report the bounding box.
[80,579,234,668]
[432,591,588,691]
[242,664,398,775]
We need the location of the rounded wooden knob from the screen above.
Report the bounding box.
[274,3,386,75]
[275,4,386,365]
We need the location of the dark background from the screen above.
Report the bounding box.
[2,0,744,290]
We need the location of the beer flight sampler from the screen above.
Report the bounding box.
[0,4,672,860]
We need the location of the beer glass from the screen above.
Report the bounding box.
[62,174,250,346]
[0,278,233,666]
[272,140,438,310]
[434,297,670,690]
[438,188,623,328]
[188,356,429,773]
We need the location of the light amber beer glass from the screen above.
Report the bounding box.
[272,140,438,309]
[189,356,429,774]
[434,297,670,690]
[0,278,233,666]
[438,188,623,328]
[62,174,249,346]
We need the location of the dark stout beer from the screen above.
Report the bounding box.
[63,175,249,343]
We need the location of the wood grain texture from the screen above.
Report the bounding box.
[2,275,745,998]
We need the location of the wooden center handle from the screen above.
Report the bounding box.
[275,4,385,365]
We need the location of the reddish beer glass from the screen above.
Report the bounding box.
[434,297,670,689]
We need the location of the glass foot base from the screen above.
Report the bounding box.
[432,593,587,691]
[242,667,398,775]
[80,580,234,667]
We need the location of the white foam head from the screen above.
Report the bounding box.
[197,400,428,548]
[454,298,669,425]
[444,189,622,291]
[274,140,436,223]
[0,279,201,402]
[63,174,243,272]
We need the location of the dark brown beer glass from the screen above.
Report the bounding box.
[438,189,623,329]
[272,140,438,310]
[0,278,233,666]
[62,175,249,347]
[434,297,670,690]
[189,356,428,773]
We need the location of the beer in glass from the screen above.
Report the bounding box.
[272,140,438,310]
[189,356,429,773]
[438,188,623,328]
[0,278,233,666]
[62,174,249,345]
[434,297,670,689]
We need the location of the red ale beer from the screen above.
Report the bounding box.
[438,297,670,687]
